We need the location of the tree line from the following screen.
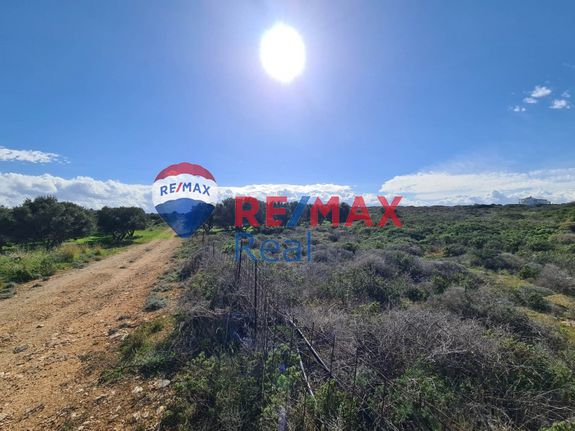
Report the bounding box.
[0,196,151,250]
[0,196,357,250]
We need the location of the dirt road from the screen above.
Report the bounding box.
[0,236,180,430]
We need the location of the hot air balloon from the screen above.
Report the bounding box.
[152,162,217,237]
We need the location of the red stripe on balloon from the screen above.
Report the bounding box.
[154,162,216,182]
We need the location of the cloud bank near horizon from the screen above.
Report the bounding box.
[380,168,575,205]
[0,169,573,210]
[0,173,152,210]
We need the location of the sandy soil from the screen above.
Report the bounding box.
[0,236,180,430]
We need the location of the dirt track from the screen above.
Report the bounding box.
[0,236,180,430]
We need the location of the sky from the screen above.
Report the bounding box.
[1,0,574,209]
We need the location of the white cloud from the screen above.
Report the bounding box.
[0,173,380,210]
[3,169,574,211]
[512,86,573,112]
[0,147,64,163]
[531,85,552,98]
[379,169,575,206]
[218,184,380,205]
[0,172,152,210]
[550,99,571,110]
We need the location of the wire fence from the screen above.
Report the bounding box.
[185,241,458,430]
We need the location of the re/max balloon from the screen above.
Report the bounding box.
[152,162,217,237]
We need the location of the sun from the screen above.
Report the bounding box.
[259,23,306,84]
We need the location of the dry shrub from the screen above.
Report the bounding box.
[554,233,575,244]
[383,242,424,256]
[354,309,575,430]
[537,264,575,295]
[179,253,202,280]
[172,305,250,357]
[432,287,562,347]
[351,251,400,279]
[312,246,354,263]
[357,308,499,380]
[56,243,82,262]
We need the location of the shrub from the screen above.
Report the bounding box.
[37,257,56,277]
[357,309,575,430]
[470,248,513,271]
[333,266,406,307]
[179,254,201,280]
[162,351,284,430]
[537,264,575,295]
[352,251,399,279]
[425,260,478,292]
[342,242,359,253]
[144,294,166,311]
[384,242,424,256]
[387,366,455,430]
[0,281,16,300]
[541,420,575,431]
[328,232,340,242]
[432,287,559,345]
[405,284,429,302]
[312,246,354,263]
[55,244,81,263]
[519,263,542,280]
[513,285,554,312]
[527,237,553,251]
[443,244,465,257]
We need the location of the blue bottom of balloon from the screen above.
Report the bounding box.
[155,198,214,238]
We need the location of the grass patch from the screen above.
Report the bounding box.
[494,273,530,290]
[71,227,172,247]
[547,294,575,309]
[0,281,16,300]
[523,307,575,342]
[144,294,167,311]
[0,228,172,285]
[101,315,176,383]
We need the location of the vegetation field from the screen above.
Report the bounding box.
[106,202,575,431]
[0,227,171,288]
[0,196,172,295]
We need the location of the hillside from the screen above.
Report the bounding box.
[2,203,575,430]
[100,203,575,430]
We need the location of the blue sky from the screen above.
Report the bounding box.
[1,1,574,208]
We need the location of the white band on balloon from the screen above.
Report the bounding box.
[152,174,218,206]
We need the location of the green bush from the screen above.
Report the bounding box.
[443,244,465,257]
[387,366,455,430]
[541,420,575,431]
[144,294,166,311]
[519,263,541,280]
[513,285,553,312]
[38,257,56,277]
[162,352,269,430]
[0,281,16,300]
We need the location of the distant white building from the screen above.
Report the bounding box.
[519,196,551,206]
